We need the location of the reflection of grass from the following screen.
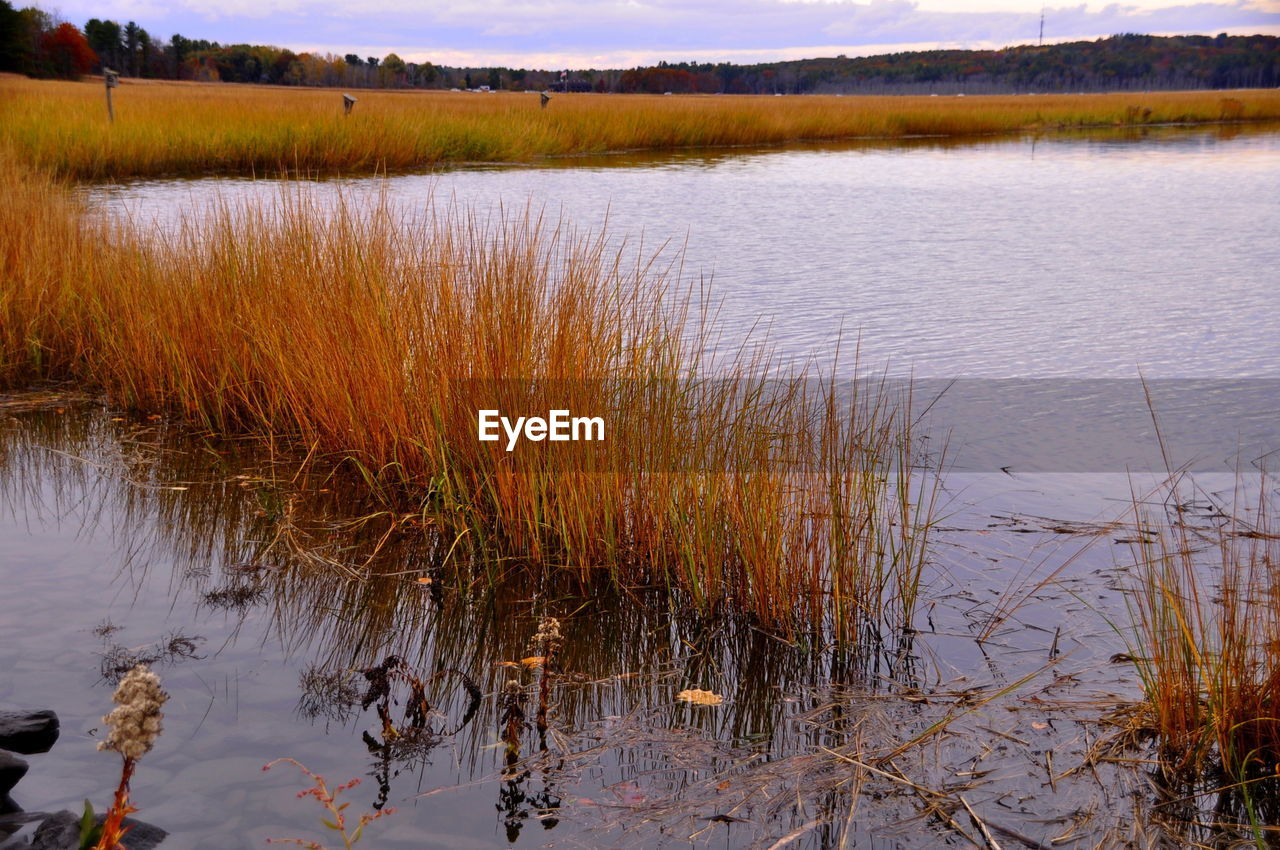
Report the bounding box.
[3,77,1279,179]
[1124,472,1280,833]
[2,393,1156,847]
[0,160,933,638]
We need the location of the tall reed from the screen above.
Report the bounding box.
[1126,472,1280,781]
[0,159,933,638]
[4,77,1279,180]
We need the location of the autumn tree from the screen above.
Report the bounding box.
[380,52,405,86]
[41,21,97,78]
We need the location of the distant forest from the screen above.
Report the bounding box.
[1,1,1277,94]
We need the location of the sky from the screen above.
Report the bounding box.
[43,0,1280,68]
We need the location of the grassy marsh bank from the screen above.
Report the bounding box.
[0,161,933,637]
[4,76,1280,179]
[1126,475,1280,797]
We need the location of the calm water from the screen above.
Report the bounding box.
[3,128,1276,847]
[1,405,1158,849]
[94,127,1280,378]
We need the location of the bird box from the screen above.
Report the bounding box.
[342,93,357,115]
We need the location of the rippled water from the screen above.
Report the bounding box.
[2,404,1157,850]
[93,127,1280,378]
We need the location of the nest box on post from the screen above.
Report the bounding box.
[540,92,550,109]
[103,68,119,123]
[343,93,357,115]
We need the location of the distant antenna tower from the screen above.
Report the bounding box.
[1039,3,1045,46]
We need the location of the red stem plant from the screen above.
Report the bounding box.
[92,665,167,850]
[264,758,396,849]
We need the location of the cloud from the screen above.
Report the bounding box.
[44,0,1280,65]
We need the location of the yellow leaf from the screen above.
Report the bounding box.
[676,688,723,706]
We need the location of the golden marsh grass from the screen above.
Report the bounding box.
[4,76,1279,179]
[0,160,933,636]
[1126,474,1280,787]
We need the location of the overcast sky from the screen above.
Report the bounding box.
[47,0,1280,67]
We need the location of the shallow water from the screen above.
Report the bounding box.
[4,128,1278,847]
[2,405,1161,849]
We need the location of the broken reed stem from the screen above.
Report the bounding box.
[533,617,562,743]
[500,679,526,769]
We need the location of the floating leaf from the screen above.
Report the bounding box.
[676,688,723,706]
[495,656,547,670]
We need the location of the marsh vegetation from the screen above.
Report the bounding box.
[3,77,1280,179]
[2,81,1279,847]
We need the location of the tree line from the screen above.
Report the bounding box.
[1,5,1275,94]
[619,34,1278,93]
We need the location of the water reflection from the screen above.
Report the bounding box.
[1,403,936,847]
[0,398,1192,848]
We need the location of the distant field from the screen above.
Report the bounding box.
[3,76,1279,179]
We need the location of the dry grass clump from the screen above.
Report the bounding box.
[3,77,1279,179]
[1126,472,1280,783]
[0,159,932,637]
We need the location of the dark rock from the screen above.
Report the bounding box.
[0,714,58,756]
[28,810,166,850]
[0,752,27,796]
[0,810,47,844]
[0,813,45,829]
[0,796,18,818]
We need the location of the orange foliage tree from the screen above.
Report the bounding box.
[41,22,97,79]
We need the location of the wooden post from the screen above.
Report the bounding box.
[103,68,118,123]
[540,92,550,109]
[343,93,357,116]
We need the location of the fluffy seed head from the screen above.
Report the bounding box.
[532,617,562,651]
[97,664,168,760]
